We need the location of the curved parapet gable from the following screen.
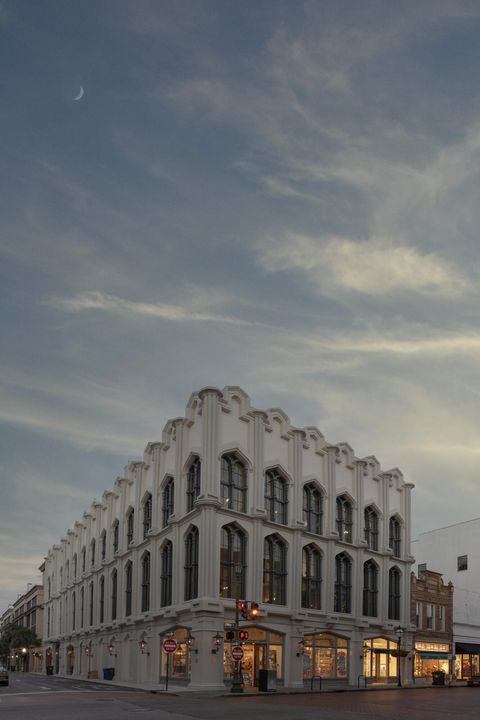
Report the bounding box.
[383,468,405,491]
[336,442,355,468]
[264,407,292,439]
[303,427,327,454]
[220,385,252,418]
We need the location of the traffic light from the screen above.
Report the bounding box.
[237,600,249,620]
[239,630,249,641]
[250,602,259,619]
[225,630,235,641]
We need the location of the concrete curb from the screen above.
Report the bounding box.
[37,672,468,697]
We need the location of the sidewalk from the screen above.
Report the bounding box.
[49,672,468,697]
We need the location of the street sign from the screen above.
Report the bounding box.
[163,638,178,653]
[231,645,244,661]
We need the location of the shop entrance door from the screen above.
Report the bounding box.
[373,651,389,682]
[253,644,266,687]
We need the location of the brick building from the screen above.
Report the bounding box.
[411,570,453,681]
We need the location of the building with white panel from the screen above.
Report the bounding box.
[413,519,480,680]
[41,386,415,690]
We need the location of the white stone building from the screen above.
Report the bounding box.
[412,519,480,679]
[42,386,415,690]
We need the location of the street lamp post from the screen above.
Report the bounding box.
[396,627,404,688]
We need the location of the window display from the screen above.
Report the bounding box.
[303,633,349,680]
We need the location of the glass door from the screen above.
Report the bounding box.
[254,644,266,687]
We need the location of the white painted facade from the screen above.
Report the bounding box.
[413,519,480,675]
[42,385,415,689]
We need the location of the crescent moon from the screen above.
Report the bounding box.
[73,86,84,101]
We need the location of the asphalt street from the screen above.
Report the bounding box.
[1,673,479,719]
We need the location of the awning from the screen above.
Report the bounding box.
[455,643,480,654]
[417,651,449,659]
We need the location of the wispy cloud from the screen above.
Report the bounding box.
[257,233,469,298]
[47,291,266,327]
[0,402,144,453]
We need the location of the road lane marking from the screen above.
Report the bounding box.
[0,690,80,697]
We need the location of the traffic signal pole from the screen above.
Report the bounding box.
[230,598,244,693]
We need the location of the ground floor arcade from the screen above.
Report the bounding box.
[41,614,414,690]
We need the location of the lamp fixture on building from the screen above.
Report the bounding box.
[360,643,370,660]
[138,639,149,655]
[187,631,197,654]
[212,632,223,654]
[296,639,304,657]
[108,643,116,657]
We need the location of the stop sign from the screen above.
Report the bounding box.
[163,638,178,653]
[231,645,244,661]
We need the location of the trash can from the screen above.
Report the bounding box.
[103,668,115,680]
[258,669,277,691]
[46,666,54,676]
[432,670,445,686]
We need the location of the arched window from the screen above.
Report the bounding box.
[221,454,247,513]
[303,484,323,534]
[220,525,246,598]
[389,516,401,558]
[302,545,322,609]
[73,554,77,579]
[65,561,70,584]
[111,569,118,621]
[162,477,174,527]
[364,506,379,551]
[112,519,119,554]
[89,581,94,626]
[101,530,107,561]
[143,493,152,539]
[334,552,352,613]
[160,541,173,607]
[264,469,288,525]
[388,566,401,620]
[72,591,76,631]
[263,535,287,604]
[80,587,84,628]
[126,508,134,545]
[81,547,86,573]
[184,527,199,600]
[125,561,133,616]
[99,575,105,623]
[90,539,96,568]
[186,458,201,512]
[141,552,151,612]
[363,560,378,617]
[336,495,353,543]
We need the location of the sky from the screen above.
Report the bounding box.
[2,0,480,610]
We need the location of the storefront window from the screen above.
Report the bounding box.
[455,653,479,679]
[303,633,349,681]
[414,641,450,677]
[223,627,284,687]
[160,628,192,680]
